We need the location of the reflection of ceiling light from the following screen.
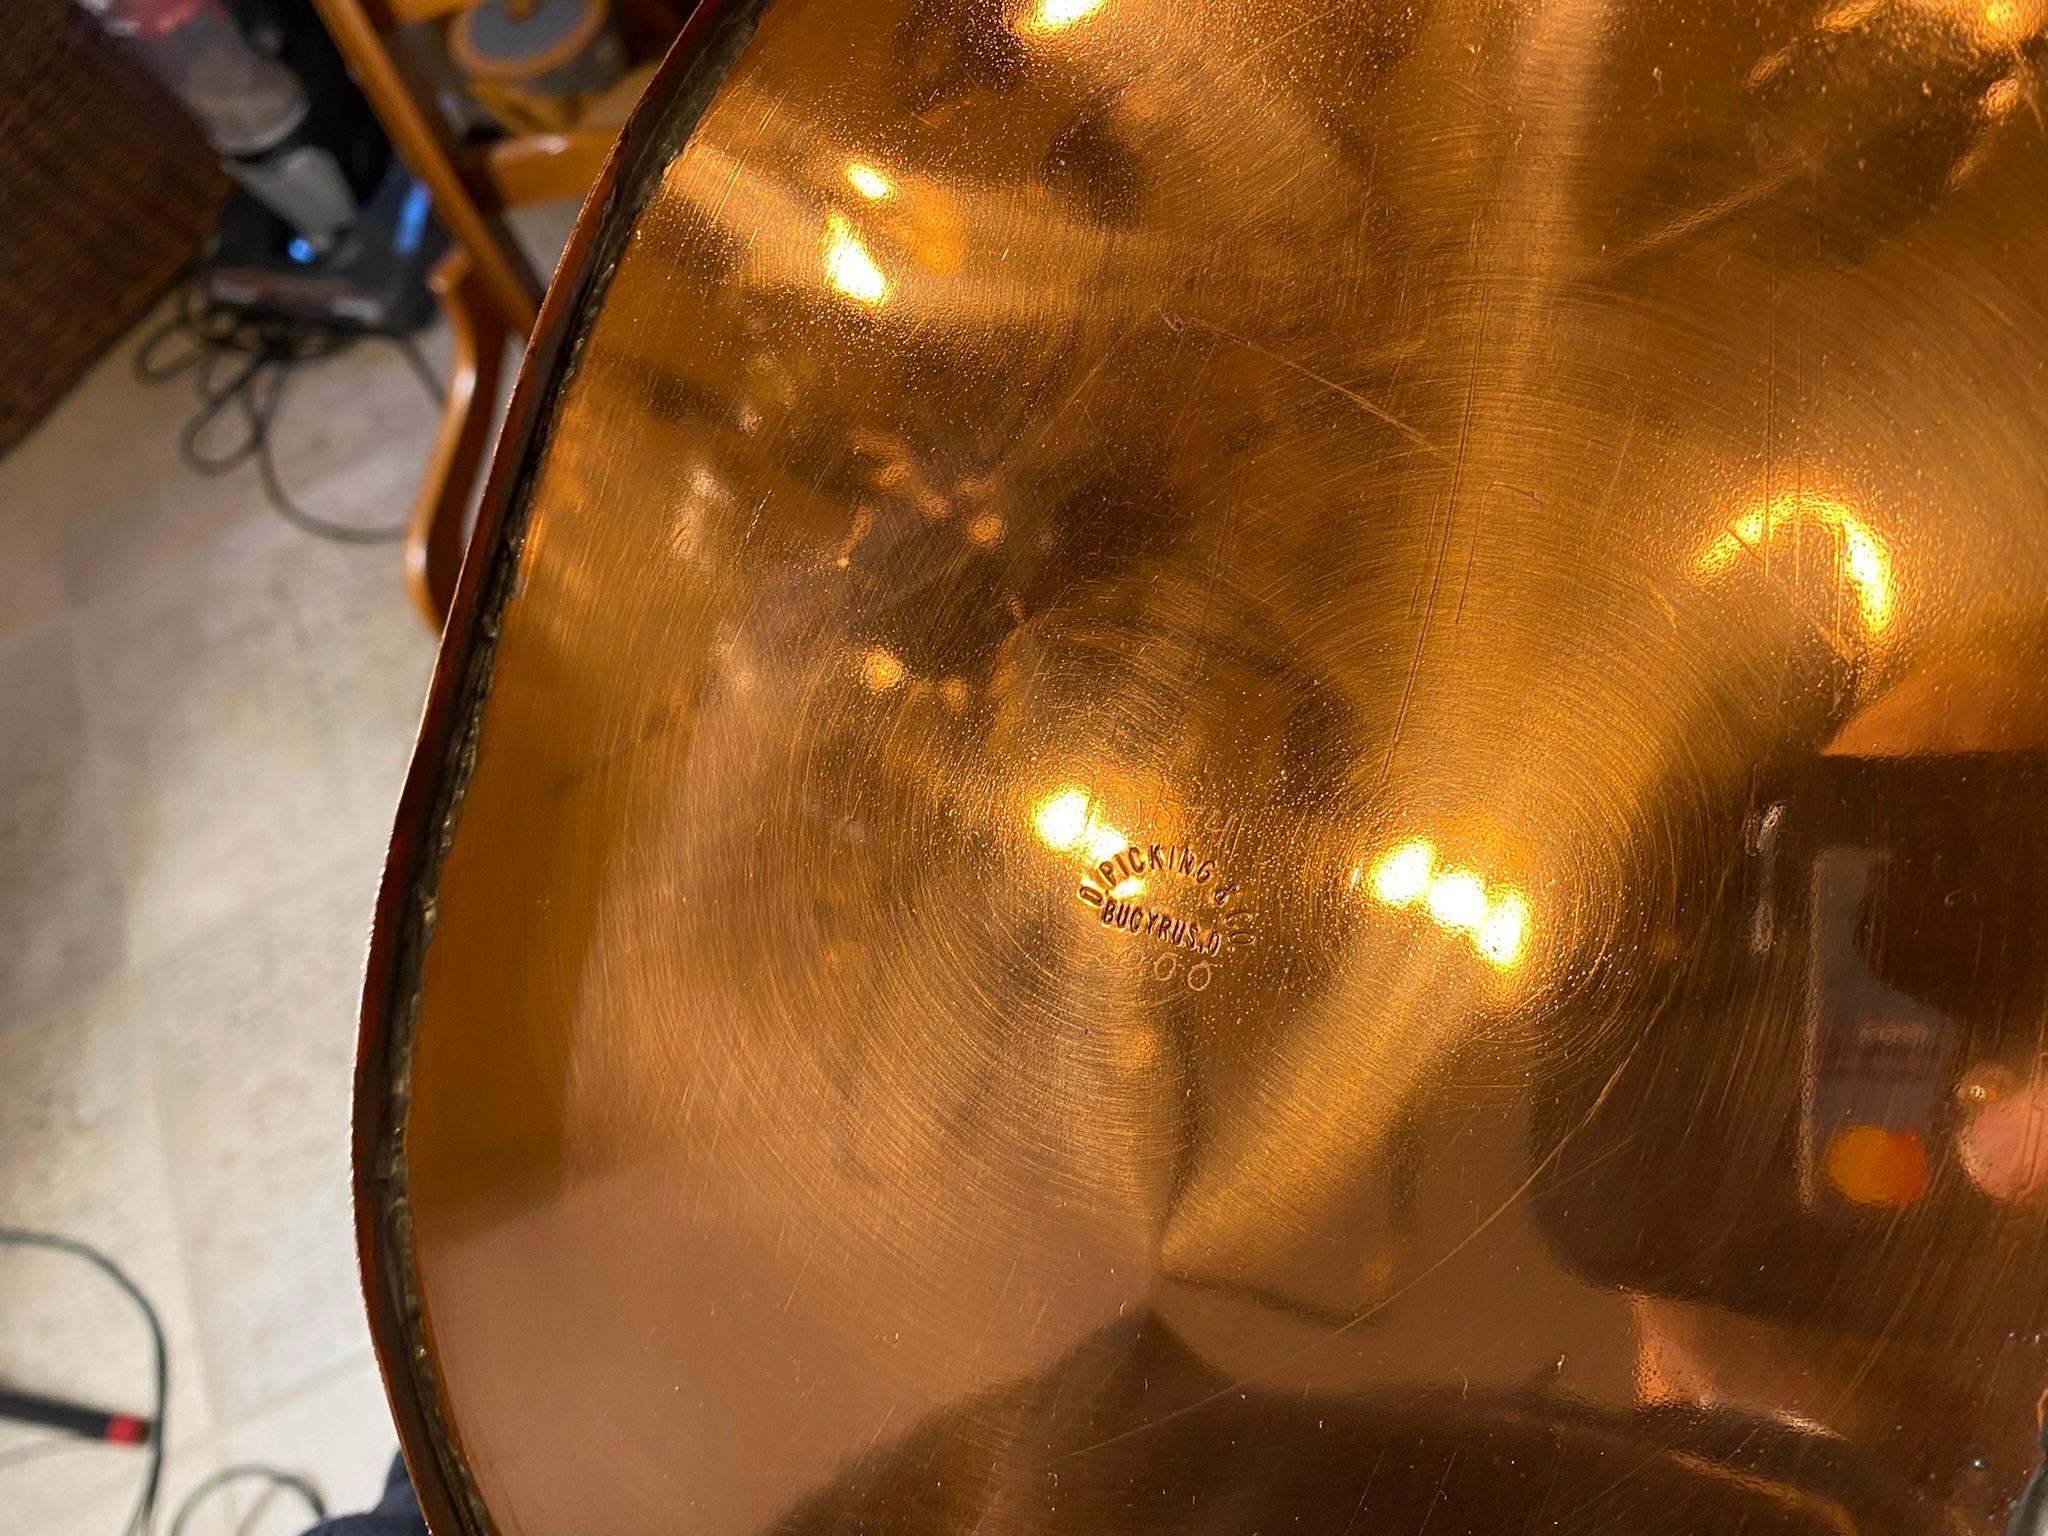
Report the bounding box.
[1370,841,1434,905]
[1084,825,1127,862]
[1477,894,1529,968]
[823,214,888,306]
[1364,837,1532,970]
[861,647,905,691]
[1034,788,1140,892]
[1935,0,2040,44]
[1028,0,1104,30]
[845,162,892,199]
[1980,0,2019,37]
[1425,870,1488,932]
[1034,789,1091,850]
[1696,490,1893,633]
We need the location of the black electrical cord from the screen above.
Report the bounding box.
[133,282,443,546]
[0,1227,330,1536]
[0,1228,166,1536]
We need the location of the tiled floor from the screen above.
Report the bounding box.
[0,203,575,1536]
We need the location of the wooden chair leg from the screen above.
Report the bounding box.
[407,248,509,631]
[313,0,543,334]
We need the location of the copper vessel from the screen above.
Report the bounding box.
[354,0,2048,1530]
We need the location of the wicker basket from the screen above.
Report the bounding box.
[0,0,228,455]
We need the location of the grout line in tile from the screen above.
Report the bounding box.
[57,604,136,991]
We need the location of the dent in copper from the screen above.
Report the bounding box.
[367,0,2048,1530]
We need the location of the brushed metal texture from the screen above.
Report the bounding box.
[369,0,2048,1529]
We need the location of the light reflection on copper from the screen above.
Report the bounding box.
[823,214,889,306]
[1957,1061,2019,1109]
[1822,1124,1929,1208]
[1031,788,1091,851]
[1369,840,1434,906]
[1695,491,1895,633]
[1904,0,2044,43]
[1477,893,1530,969]
[1024,0,1106,31]
[1031,788,1145,896]
[1084,824,1128,863]
[845,162,893,200]
[860,647,906,692]
[1813,0,2042,47]
[1366,839,1533,969]
[1425,869,1489,932]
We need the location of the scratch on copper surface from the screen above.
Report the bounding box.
[1552,1393,1860,1535]
[1415,1451,1459,1536]
[1162,311,1442,456]
[1385,314,1484,778]
[739,490,770,548]
[707,151,748,226]
[1444,298,1483,523]
[1545,1450,1665,1529]
[1187,420,1239,690]
[1257,0,1359,50]
[1163,338,1220,459]
[1338,1447,1387,1536]
[1531,1127,1642,1192]
[1380,495,1454,790]
[1703,512,1860,665]
[1766,254,1778,538]
[1817,1278,1922,1428]
[700,89,782,229]
[854,1404,900,1469]
[779,1243,816,1314]
[1590,393,1641,524]
[965,1254,1023,1369]
[1019,323,1127,461]
[1590,165,1798,275]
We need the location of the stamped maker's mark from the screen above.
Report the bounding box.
[1075,836,1257,986]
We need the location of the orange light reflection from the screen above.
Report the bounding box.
[823,214,888,306]
[1696,490,1894,633]
[1365,838,1531,970]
